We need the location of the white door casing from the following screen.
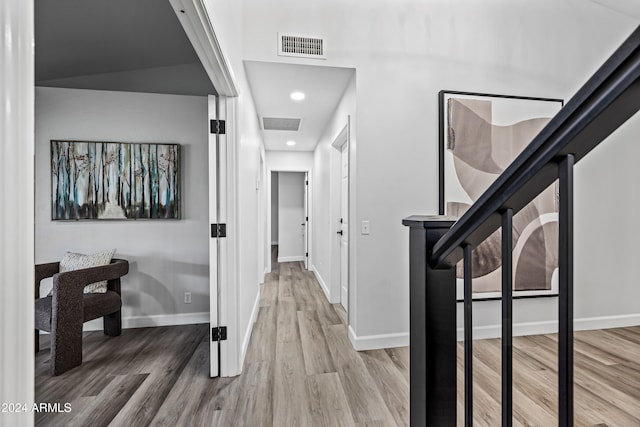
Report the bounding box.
[340,141,349,311]
[208,95,220,377]
[304,172,309,269]
[1,0,36,423]
[276,172,306,263]
[171,0,241,378]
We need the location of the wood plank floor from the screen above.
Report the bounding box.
[35,247,640,426]
[459,328,640,426]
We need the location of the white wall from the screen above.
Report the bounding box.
[312,73,356,304]
[35,87,210,326]
[240,0,640,348]
[230,78,265,373]
[277,172,306,262]
[266,150,314,171]
[271,172,279,244]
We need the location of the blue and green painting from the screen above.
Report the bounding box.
[51,140,180,220]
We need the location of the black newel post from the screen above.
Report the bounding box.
[402,215,457,426]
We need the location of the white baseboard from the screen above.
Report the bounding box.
[311,265,336,303]
[348,325,409,351]
[278,255,305,263]
[346,313,640,349]
[81,311,210,332]
[239,291,261,370]
[457,313,640,341]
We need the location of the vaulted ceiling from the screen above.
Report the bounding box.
[35,0,215,96]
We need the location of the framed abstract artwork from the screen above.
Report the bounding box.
[51,140,181,220]
[438,91,563,300]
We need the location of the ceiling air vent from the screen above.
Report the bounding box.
[278,33,326,59]
[262,117,302,131]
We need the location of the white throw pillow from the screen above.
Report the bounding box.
[58,249,116,294]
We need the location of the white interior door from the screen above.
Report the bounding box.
[208,95,219,377]
[304,172,309,269]
[340,143,349,312]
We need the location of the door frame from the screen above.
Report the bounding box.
[331,120,350,310]
[5,0,243,399]
[266,168,313,272]
[169,0,238,97]
[171,0,242,377]
[2,0,36,419]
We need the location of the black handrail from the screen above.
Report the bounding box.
[431,25,640,269]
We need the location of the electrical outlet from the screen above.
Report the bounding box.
[361,220,370,235]
[184,292,192,304]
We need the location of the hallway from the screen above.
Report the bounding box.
[231,246,409,425]
[34,249,409,426]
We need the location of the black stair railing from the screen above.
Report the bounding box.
[403,25,640,426]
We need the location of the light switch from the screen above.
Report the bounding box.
[361,220,370,235]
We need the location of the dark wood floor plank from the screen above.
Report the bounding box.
[107,325,207,426]
[68,374,148,427]
[149,341,211,426]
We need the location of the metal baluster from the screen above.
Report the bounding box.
[558,154,574,427]
[463,244,473,427]
[502,208,513,427]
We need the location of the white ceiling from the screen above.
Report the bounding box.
[35,0,215,96]
[244,61,355,152]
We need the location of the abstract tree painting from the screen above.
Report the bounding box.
[51,140,180,220]
[439,91,563,299]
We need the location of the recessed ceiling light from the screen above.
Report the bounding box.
[290,91,305,101]
[286,140,296,146]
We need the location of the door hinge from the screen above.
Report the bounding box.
[305,180,308,185]
[210,119,226,135]
[211,223,227,238]
[212,326,227,341]
[305,252,308,257]
[306,216,308,221]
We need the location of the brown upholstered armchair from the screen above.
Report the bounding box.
[34,259,129,375]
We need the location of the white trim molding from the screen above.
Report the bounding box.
[348,325,409,351]
[168,0,239,96]
[1,0,36,424]
[277,255,305,263]
[312,265,338,304]
[456,313,640,341]
[83,312,210,331]
[239,291,261,371]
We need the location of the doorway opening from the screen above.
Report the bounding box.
[269,170,310,269]
[33,0,231,381]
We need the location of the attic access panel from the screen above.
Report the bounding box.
[262,117,302,131]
